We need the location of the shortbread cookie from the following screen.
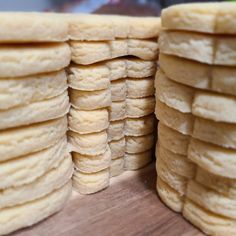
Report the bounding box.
[125,115,155,136]
[0,13,68,42]
[187,180,236,220]
[126,77,154,98]
[159,30,236,66]
[109,137,125,159]
[111,79,126,101]
[110,157,124,177]
[196,168,236,198]
[0,43,71,77]
[0,154,73,209]
[193,91,236,123]
[188,138,236,178]
[68,130,107,155]
[109,100,126,121]
[69,108,109,134]
[0,137,67,189]
[126,133,154,154]
[124,150,152,171]
[157,144,196,179]
[158,122,190,155]
[70,88,111,110]
[126,96,155,118]
[155,70,194,113]
[0,181,72,236]
[183,199,236,236]
[0,116,67,162]
[161,3,236,34]
[67,63,110,91]
[159,53,236,96]
[0,70,67,110]
[0,91,69,130]
[108,120,125,141]
[155,98,194,135]
[73,168,109,194]
[156,177,184,213]
[73,146,111,173]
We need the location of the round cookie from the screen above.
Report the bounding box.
[109,137,125,160]
[68,130,108,156]
[0,136,67,189]
[0,181,72,235]
[0,43,71,77]
[67,63,110,91]
[124,150,152,171]
[0,154,73,209]
[126,96,155,118]
[126,77,154,98]
[0,116,67,162]
[110,157,124,177]
[73,168,109,194]
[70,88,111,110]
[0,70,67,110]
[106,58,127,81]
[69,108,109,134]
[73,146,111,173]
[125,115,155,136]
[126,133,154,154]
[0,91,69,130]
[156,177,184,213]
[108,120,125,142]
[109,100,126,121]
[111,79,126,102]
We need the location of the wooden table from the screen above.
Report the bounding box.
[13,163,203,236]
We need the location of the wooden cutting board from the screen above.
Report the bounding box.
[13,163,203,236]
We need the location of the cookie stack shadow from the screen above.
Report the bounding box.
[0,13,72,235]
[155,3,236,236]
[67,15,160,194]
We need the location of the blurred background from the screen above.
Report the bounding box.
[0,0,226,15]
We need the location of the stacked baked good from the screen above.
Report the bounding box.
[156,3,236,235]
[0,13,72,235]
[67,15,160,194]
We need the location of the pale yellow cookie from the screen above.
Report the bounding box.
[108,120,125,142]
[111,79,126,102]
[109,137,125,160]
[110,157,124,177]
[109,100,126,121]
[125,115,155,136]
[106,58,127,81]
[73,168,109,194]
[67,63,110,91]
[70,88,111,110]
[124,150,152,171]
[68,130,108,155]
[159,30,236,66]
[69,108,109,134]
[183,199,236,236]
[159,53,236,96]
[126,77,154,98]
[0,181,72,236]
[126,133,154,154]
[0,136,67,189]
[0,91,69,130]
[0,43,71,77]
[73,146,111,173]
[0,116,67,162]
[161,3,236,34]
[188,138,236,178]
[0,70,67,110]
[156,177,184,213]
[126,96,155,118]
[0,154,73,209]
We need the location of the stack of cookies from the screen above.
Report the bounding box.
[156,3,236,235]
[0,13,72,235]
[67,15,160,194]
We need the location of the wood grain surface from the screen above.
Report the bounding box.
[12,163,203,236]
